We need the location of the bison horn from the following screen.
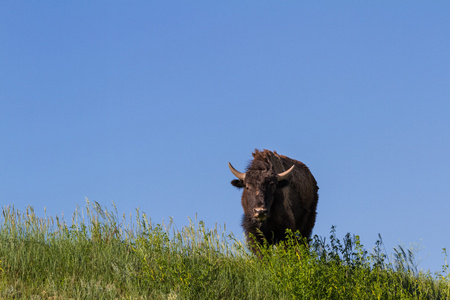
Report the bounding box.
[228,162,246,181]
[277,165,295,181]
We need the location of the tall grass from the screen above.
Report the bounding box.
[0,200,449,299]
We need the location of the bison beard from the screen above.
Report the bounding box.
[229,149,319,255]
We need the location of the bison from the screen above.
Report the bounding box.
[228,149,319,254]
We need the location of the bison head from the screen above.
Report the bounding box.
[228,161,294,222]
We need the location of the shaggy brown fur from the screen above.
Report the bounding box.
[230,149,319,255]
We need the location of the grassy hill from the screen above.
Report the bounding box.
[0,201,449,299]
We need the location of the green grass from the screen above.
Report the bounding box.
[0,200,449,299]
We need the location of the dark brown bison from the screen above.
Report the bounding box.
[228,149,319,254]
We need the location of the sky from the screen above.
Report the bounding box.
[1,2,449,273]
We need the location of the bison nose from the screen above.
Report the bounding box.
[253,207,268,219]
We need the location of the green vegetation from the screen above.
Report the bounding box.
[0,200,449,299]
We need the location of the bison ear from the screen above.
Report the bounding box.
[231,179,245,188]
[277,179,290,188]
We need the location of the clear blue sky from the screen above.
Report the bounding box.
[1,2,449,273]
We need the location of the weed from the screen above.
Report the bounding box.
[0,200,449,299]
